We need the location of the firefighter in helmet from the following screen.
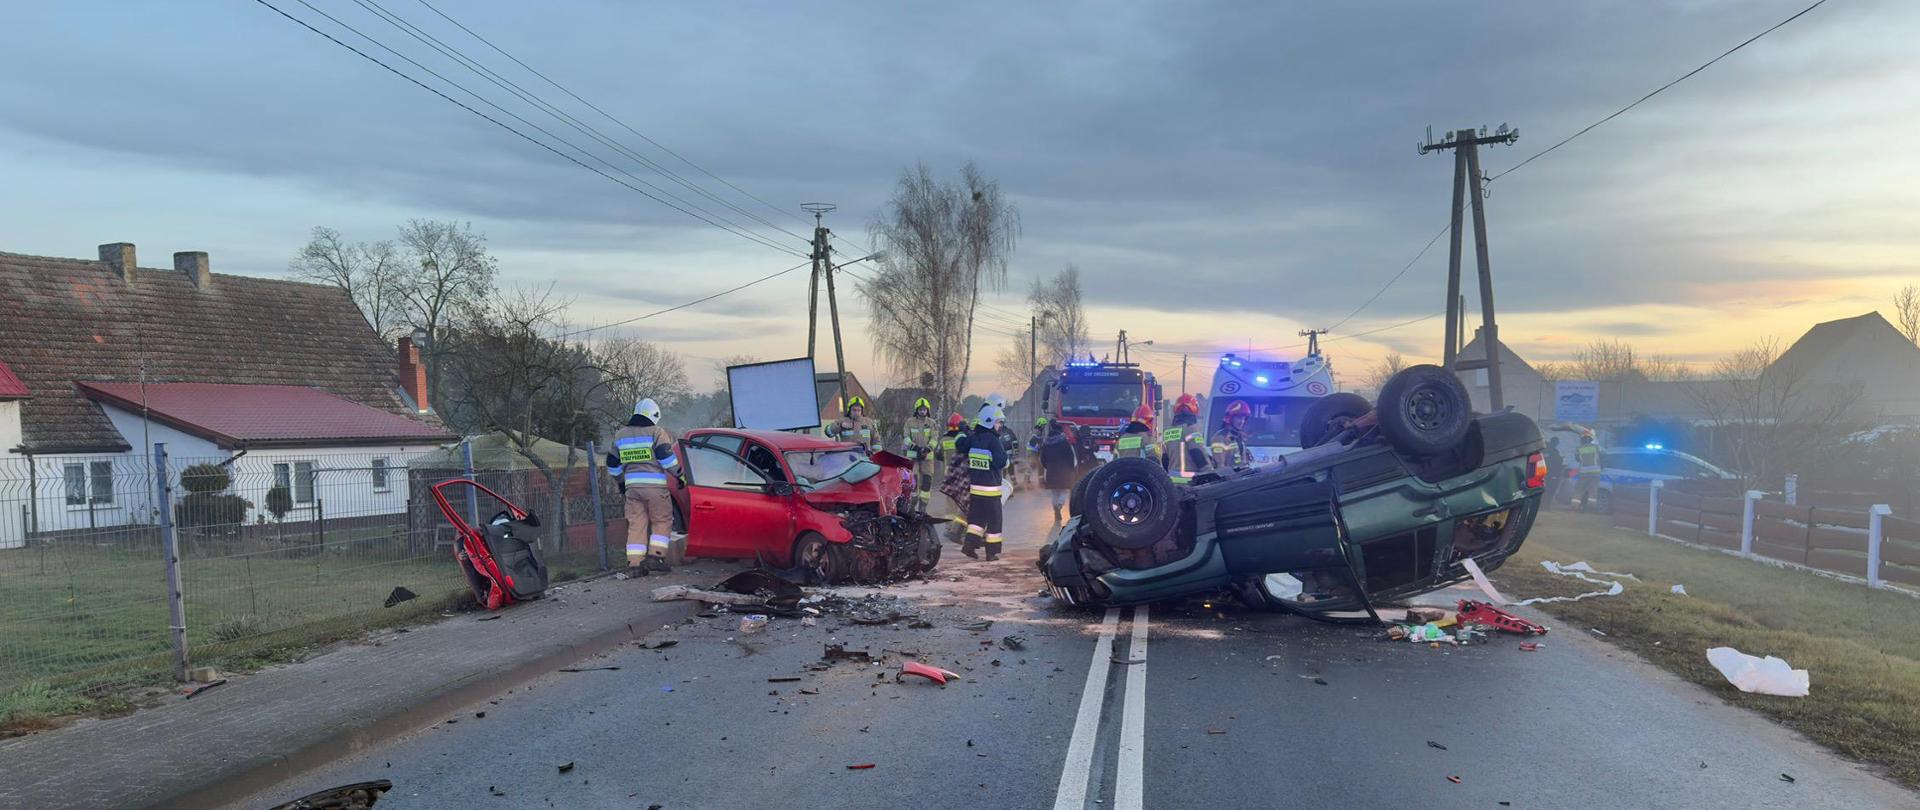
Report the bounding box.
[1113,404,1161,463]
[605,397,679,574]
[902,397,939,507]
[1211,399,1253,468]
[1162,393,1211,483]
[963,402,1010,561]
[827,395,877,453]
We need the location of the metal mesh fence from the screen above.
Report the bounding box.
[0,441,620,699]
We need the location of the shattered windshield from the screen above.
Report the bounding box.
[784,449,881,488]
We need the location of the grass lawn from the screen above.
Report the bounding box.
[0,536,605,732]
[1496,511,1920,788]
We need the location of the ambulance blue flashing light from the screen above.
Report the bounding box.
[1644,442,1665,450]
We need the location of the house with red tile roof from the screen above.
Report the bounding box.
[0,243,455,547]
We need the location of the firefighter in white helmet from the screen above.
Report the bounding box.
[605,397,678,573]
[963,402,1010,561]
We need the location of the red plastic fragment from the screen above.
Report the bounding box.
[847,764,876,770]
[1456,600,1549,635]
[1519,642,1540,652]
[898,661,961,685]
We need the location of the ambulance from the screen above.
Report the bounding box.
[1205,348,1336,465]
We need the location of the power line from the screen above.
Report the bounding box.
[558,260,812,338]
[1324,220,1452,333]
[354,0,811,244]
[255,0,806,258]
[1489,0,1833,182]
[409,0,811,228]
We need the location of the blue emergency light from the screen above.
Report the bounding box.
[1255,375,1269,385]
[1643,443,1665,450]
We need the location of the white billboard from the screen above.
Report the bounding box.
[727,357,821,431]
[1554,380,1600,423]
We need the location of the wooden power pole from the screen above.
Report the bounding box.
[1420,125,1518,409]
[802,203,849,410]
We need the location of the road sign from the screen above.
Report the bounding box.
[1554,381,1599,422]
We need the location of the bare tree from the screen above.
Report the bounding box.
[289,226,405,338]
[996,327,1039,389]
[859,162,1020,412]
[595,338,690,428]
[1570,339,1689,381]
[1358,352,1407,393]
[1532,361,1571,382]
[1687,337,1864,486]
[1029,265,1089,367]
[1895,284,1920,345]
[396,220,499,410]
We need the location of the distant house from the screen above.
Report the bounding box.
[0,243,455,548]
[813,371,874,428]
[1452,312,1920,435]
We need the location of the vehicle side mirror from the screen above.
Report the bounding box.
[765,481,795,497]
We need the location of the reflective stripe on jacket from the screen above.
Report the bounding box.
[609,424,677,487]
[1576,444,1602,473]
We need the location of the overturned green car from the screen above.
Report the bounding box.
[1038,365,1548,622]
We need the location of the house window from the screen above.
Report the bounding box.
[274,461,318,505]
[63,461,115,506]
[371,457,390,492]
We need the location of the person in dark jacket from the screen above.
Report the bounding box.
[1039,421,1080,523]
[963,403,1010,561]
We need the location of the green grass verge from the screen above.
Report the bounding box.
[1497,512,1920,788]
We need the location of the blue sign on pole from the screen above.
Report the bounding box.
[1554,381,1600,422]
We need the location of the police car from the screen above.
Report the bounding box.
[1592,444,1738,510]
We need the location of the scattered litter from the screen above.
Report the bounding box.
[1589,628,1607,637]
[1406,606,1449,624]
[488,786,507,797]
[802,617,819,627]
[908,618,934,629]
[1206,727,1227,735]
[476,615,502,622]
[1671,584,1689,596]
[1519,642,1541,652]
[1461,557,1629,605]
[1386,626,1408,641]
[557,762,574,774]
[1311,677,1328,686]
[1456,600,1548,635]
[847,763,876,770]
[800,687,820,695]
[740,614,770,634]
[182,679,227,700]
[1707,647,1809,697]
[558,666,621,673]
[1000,634,1027,651]
[1264,655,1284,661]
[958,619,994,632]
[651,584,775,607]
[384,586,418,608]
[661,686,675,693]
[767,676,803,683]
[898,661,961,685]
[267,780,393,810]
[1446,776,1461,784]
[823,644,877,664]
[474,711,485,719]
[613,572,631,580]
[1427,740,1447,750]
[639,639,679,650]
[1780,773,1795,783]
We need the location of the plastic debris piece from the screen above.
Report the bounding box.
[768,676,803,683]
[1671,584,1688,596]
[740,614,770,634]
[1000,634,1027,650]
[1456,600,1548,635]
[1427,741,1447,750]
[476,615,503,622]
[1707,647,1809,697]
[1780,773,1795,783]
[898,660,961,685]
[847,763,876,770]
[383,586,418,608]
[1519,642,1540,652]
[557,762,574,773]
[1447,776,1461,784]
[1312,677,1328,686]
[1206,727,1227,735]
[182,679,227,700]
[558,666,621,673]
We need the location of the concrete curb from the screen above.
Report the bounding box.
[157,586,697,810]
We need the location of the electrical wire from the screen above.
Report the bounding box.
[355,0,811,243]
[1489,0,1833,182]
[255,0,806,258]
[557,260,812,338]
[409,0,812,228]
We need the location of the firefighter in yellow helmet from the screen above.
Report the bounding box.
[605,397,679,573]
[1162,393,1212,484]
[1112,404,1162,463]
[901,397,939,508]
[827,396,877,453]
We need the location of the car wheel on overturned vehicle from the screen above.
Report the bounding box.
[1376,364,1472,458]
[1299,392,1372,449]
[1082,457,1179,551]
[792,532,847,585]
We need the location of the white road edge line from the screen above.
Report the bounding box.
[1053,607,1122,810]
[1115,606,1149,810]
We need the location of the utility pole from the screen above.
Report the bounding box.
[1298,328,1326,357]
[1420,124,1519,409]
[802,203,850,411]
[1180,353,1188,396]
[1116,330,1127,365]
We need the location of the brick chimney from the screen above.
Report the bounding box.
[397,333,430,412]
[174,251,210,289]
[99,243,136,284]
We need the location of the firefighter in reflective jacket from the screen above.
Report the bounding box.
[1113,405,1161,463]
[1573,433,1605,512]
[938,412,967,471]
[1161,394,1211,484]
[827,396,877,452]
[605,397,679,573]
[963,403,1010,561]
[1211,399,1252,468]
[902,397,939,507]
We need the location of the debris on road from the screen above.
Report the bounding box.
[1780,773,1796,783]
[847,763,876,770]
[823,644,877,664]
[1406,606,1449,624]
[767,676,803,683]
[557,762,574,774]
[1000,634,1027,650]
[476,614,502,622]
[652,585,772,607]
[268,779,394,810]
[958,619,993,632]
[1707,647,1810,697]
[1519,642,1541,652]
[1427,740,1447,750]
[898,661,960,685]
[639,639,679,650]
[1311,677,1328,686]
[739,614,770,634]
[181,679,227,700]
[558,666,621,673]
[1447,775,1461,784]
[1456,600,1548,635]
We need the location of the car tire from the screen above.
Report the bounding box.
[1377,364,1472,458]
[1082,457,1179,551]
[1299,392,1372,449]
[1068,470,1095,518]
[792,532,847,585]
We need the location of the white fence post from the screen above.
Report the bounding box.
[1785,474,1798,506]
[1741,490,1763,557]
[1648,480,1663,537]
[1868,504,1892,589]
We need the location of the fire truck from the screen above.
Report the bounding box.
[1041,359,1163,462]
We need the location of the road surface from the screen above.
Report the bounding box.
[228,499,1911,809]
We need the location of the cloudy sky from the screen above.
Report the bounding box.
[3,0,1914,392]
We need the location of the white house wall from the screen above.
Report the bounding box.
[224,444,443,525]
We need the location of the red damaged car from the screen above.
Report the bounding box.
[663,428,943,583]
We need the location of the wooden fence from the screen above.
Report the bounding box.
[1610,482,1918,589]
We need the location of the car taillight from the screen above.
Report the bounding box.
[1526,452,1547,489]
